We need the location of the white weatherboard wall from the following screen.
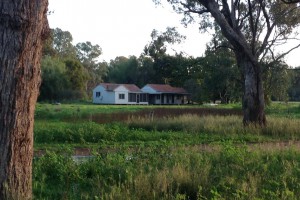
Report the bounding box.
[92,85,115,104]
[114,85,129,104]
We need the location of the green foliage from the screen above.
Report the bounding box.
[52,28,77,59]
[144,27,186,59]
[39,56,71,101]
[76,41,102,63]
[33,151,79,199]
[34,103,300,148]
[289,68,300,101]
[41,28,107,102]
[201,46,241,103]
[65,59,89,99]
[107,56,139,84]
[262,61,292,103]
[137,55,156,86]
[33,145,300,199]
[76,41,107,94]
[33,103,300,199]
[270,1,300,34]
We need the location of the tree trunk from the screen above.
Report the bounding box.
[236,52,266,126]
[199,0,267,126]
[0,1,49,199]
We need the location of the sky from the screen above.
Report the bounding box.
[48,0,299,67]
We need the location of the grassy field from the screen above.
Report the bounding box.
[33,102,300,199]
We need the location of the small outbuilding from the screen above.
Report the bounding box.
[92,83,148,105]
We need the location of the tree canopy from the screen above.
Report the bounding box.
[153,0,300,125]
[40,29,107,101]
[40,24,298,105]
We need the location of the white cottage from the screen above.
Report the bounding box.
[92,83,148,105]
[141,84,189,105]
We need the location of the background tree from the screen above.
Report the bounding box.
[64,59,89,99]
[40,29,106,101]
[154,0,300,125]
[0,1,49,199]
[202,47,241,104]
[137,55,156,86]
[107,56,139,84]
[39,56,70,101]
[52,28,76,59]
[289,67,300,101]
[183,57,205,103]
[262,61,292,103]
[76,41,107,93]
[143,27,186,84]
[42,30,57,57]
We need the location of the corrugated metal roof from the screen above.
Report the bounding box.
[146,84,188,94]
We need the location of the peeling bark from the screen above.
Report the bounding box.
[200,0,267,126]
[236,51,266,126]
[0,1,49,199]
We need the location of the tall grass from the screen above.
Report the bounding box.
[35,103,145,121]
[33,144,300,200]
[34,114,300,149]
[127,114,300,139]
[266,102,300,118]
[33,103,300,199]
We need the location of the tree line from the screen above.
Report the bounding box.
[1,1,300,199]
[41,27,296,104]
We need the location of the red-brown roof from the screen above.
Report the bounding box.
[146,84,188,94]
[100,83,119,91]
[123,84,142,92]
[100,83,141,92]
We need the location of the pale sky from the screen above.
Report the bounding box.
[48,0,299,67]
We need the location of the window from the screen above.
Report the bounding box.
[156,95,160,100]
[119,93,125,100]
[96,92,101,98]
[129,93,136,102]
[141,93,148,102]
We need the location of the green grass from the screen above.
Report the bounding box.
[32,102,300,199]
[33,144,300,200]
[33,102,300,150]
[266,102,300,118]
[34,113,300,151]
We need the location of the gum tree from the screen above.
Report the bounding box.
[0,1,49,199]
[155,0,300,125]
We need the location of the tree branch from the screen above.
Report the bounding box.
[180,2,208,14]
[275,43,300,61]
[199,0,259,67]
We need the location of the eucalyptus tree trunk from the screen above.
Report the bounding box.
[236,52,266,126]
[201,0,267,126]
[0,1,49,199]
